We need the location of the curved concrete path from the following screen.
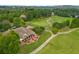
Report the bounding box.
[30,28,79,54]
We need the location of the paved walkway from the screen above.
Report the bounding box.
[30,28,79,54]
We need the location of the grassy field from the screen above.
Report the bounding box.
[51,16,74,23]
[27,18,49,27]
[38,29,79,54]
[19,31,51,54]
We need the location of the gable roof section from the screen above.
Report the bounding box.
[13,27,36,40]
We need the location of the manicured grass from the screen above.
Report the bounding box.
[19,31,51,54]
[51,16,73,23]
[27,18,49,27]
[38,29,79,54]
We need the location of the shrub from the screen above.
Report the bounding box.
[52,27,59,34]
[33,27,45,35]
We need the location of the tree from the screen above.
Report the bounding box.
[52,27,59,34]
[70,18,79,28]
[0,20,11,32]
[63,20,70,27]
[0,31,20,54]
[33,27,45,35]
[13,17,25,28]
[53,22,64,29]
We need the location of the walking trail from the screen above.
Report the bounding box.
[30,28,79,54]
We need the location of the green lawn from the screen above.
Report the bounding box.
[19,31,51,54]
[51,16,73,23]
[27,18,49,27]
[38,29,79,54]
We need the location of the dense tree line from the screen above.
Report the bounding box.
[0,8,52,32]
[25,8,52,21]
[0,31,20,54]
[52,8,79,17]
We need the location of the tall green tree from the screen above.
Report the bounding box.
[70,18,79,28]
[13,17,25,28]
[33,27,45,35]
[0,20,11,32]
[0,31,20,54]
